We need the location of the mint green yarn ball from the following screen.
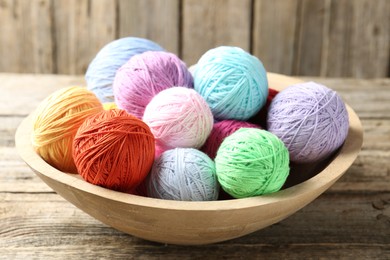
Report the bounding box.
[215,128,289,198]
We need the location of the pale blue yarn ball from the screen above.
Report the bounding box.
[85,37,164,103]
[194,46,268,120]
[147,148,219,201]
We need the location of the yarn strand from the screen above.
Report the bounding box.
[32,86,103,173]
[267,82,349,163]
[73,109,155,192]
[215,128,289,198]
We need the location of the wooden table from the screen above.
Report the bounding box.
[1,74,389,259]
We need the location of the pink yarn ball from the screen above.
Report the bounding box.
[143,87,214,152]
[113,51,193,118]
[201,120,260,159]
[155,144,165,159]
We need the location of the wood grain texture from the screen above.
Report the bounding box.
[0,0,389,77]
[325,0,390,78]
[0,73,84,116]
[52,0,90,74]
[30,0,54,73]
[53,0,116,75]
[181,0,252,66]
[117,0,179,54]
[0,0,17,71]
[252,0,299,75]
[293,0,331,76]
[0,0,54,73]
[88,0,117,53]
[0,193,389,258]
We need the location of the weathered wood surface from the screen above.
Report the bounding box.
[117,0,179,54]
[0,0,389,78]
[324,0,390,78]
[181,0,252,65]
[252,0,299,76]
[0,73,389,258]
[52,0,117,74]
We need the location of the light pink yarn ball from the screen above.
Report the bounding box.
[113,51,193,119]
[143,87,214,152]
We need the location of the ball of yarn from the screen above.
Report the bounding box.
[194,46,268,120]
[188,64,196,76]
[32,86,103,173]
[85,37,164,103]
[73,109,155,192]
[147,148,219,201]
[103,102,117,110]
[154,144,165,159]
[267,82,349,163]
[113,51,193,118]
[143,86,213,151]
[215,128,289,198]
[201,120,260,159]
[249,87,279,128]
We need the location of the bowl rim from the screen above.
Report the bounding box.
[15,72,364,212]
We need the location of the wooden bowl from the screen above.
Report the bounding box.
[15,73,363,245]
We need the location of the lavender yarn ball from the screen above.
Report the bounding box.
[194,46,268,121]
[267,82,349,163]
[85,37,164,103]
[113,51,193,119]
[147,148,219,201]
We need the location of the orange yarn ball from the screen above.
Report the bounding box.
[73,109,155,192]
[32,86,103,173]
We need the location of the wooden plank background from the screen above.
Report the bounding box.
[0,0,388,78]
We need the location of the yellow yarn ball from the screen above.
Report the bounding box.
[32,86,103,173]
[103,102,117,110]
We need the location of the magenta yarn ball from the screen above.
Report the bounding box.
[267,81,349,163]
[143,87,214,152]
[113,51,193,118]
[201,120,260,159]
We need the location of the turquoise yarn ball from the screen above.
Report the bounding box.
[147,148,219,201]
[215,128,289,199]
[194,46,268,121]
